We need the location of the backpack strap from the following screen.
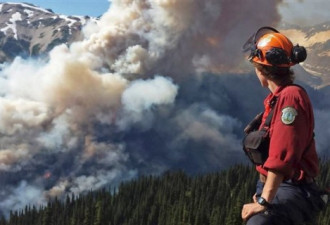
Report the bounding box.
[262,96,278,130]
[263,109,274,128]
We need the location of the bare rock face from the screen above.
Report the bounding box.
[281,22,330,88]
[0,2,91,62]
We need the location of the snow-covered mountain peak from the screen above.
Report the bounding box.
[0,2,94,62]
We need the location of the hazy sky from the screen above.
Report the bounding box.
[279,0,330,26]
[1,0,330,26]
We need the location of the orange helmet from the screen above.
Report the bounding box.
[242,27,307,67]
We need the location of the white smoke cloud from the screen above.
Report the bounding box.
[119,76,178,128]
[81,0,284,76]
[0,38,177,217]
[0,181,45,213]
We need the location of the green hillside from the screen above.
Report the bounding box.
[2,162,330,225]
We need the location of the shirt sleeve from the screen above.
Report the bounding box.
[263,90,311,179]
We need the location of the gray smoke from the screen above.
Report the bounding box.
[3,0,329,218]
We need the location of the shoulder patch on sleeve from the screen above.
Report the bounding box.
[281,107,298,125]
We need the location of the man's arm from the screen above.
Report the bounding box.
[261,170,284,202]
[241,170,284,221]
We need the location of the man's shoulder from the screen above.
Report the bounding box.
[280,84,306,97]
[277,84,312,109]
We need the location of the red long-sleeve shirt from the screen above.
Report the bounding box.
[256,84,319,181]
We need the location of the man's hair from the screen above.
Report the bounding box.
[252,62,295,84]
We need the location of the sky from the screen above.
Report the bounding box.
[1,0,330,25]
[1,0,111,17]
[279,0,330,26]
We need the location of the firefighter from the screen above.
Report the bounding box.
[241,27,325,225]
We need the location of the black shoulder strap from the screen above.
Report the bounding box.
[262,96,278,129]
[264,109,274,128]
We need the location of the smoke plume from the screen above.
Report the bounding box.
[3,0,330,217]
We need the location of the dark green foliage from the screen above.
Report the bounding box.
[3,161,330,225]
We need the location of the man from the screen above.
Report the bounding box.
[241,27,325,225]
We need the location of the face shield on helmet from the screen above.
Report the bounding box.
[242,26,307,67]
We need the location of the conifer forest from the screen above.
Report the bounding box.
[1,161,330,225]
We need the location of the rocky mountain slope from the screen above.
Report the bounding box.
[0,2,92,62]
[281,23,330,87]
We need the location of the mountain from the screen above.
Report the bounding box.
[281,22,330,88]
[0,2,93,62]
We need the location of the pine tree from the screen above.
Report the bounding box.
[3,161,330,225]
[0,215,6,225]
[41,206,52,225]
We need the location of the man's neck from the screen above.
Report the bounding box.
[267,80,279,94]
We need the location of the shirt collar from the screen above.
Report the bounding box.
[273,84,290,97]
[264,83,293,108]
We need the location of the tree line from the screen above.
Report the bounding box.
[1,161,330,225]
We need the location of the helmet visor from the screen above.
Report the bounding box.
[242,27,280,59]
[242,32,255,53]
